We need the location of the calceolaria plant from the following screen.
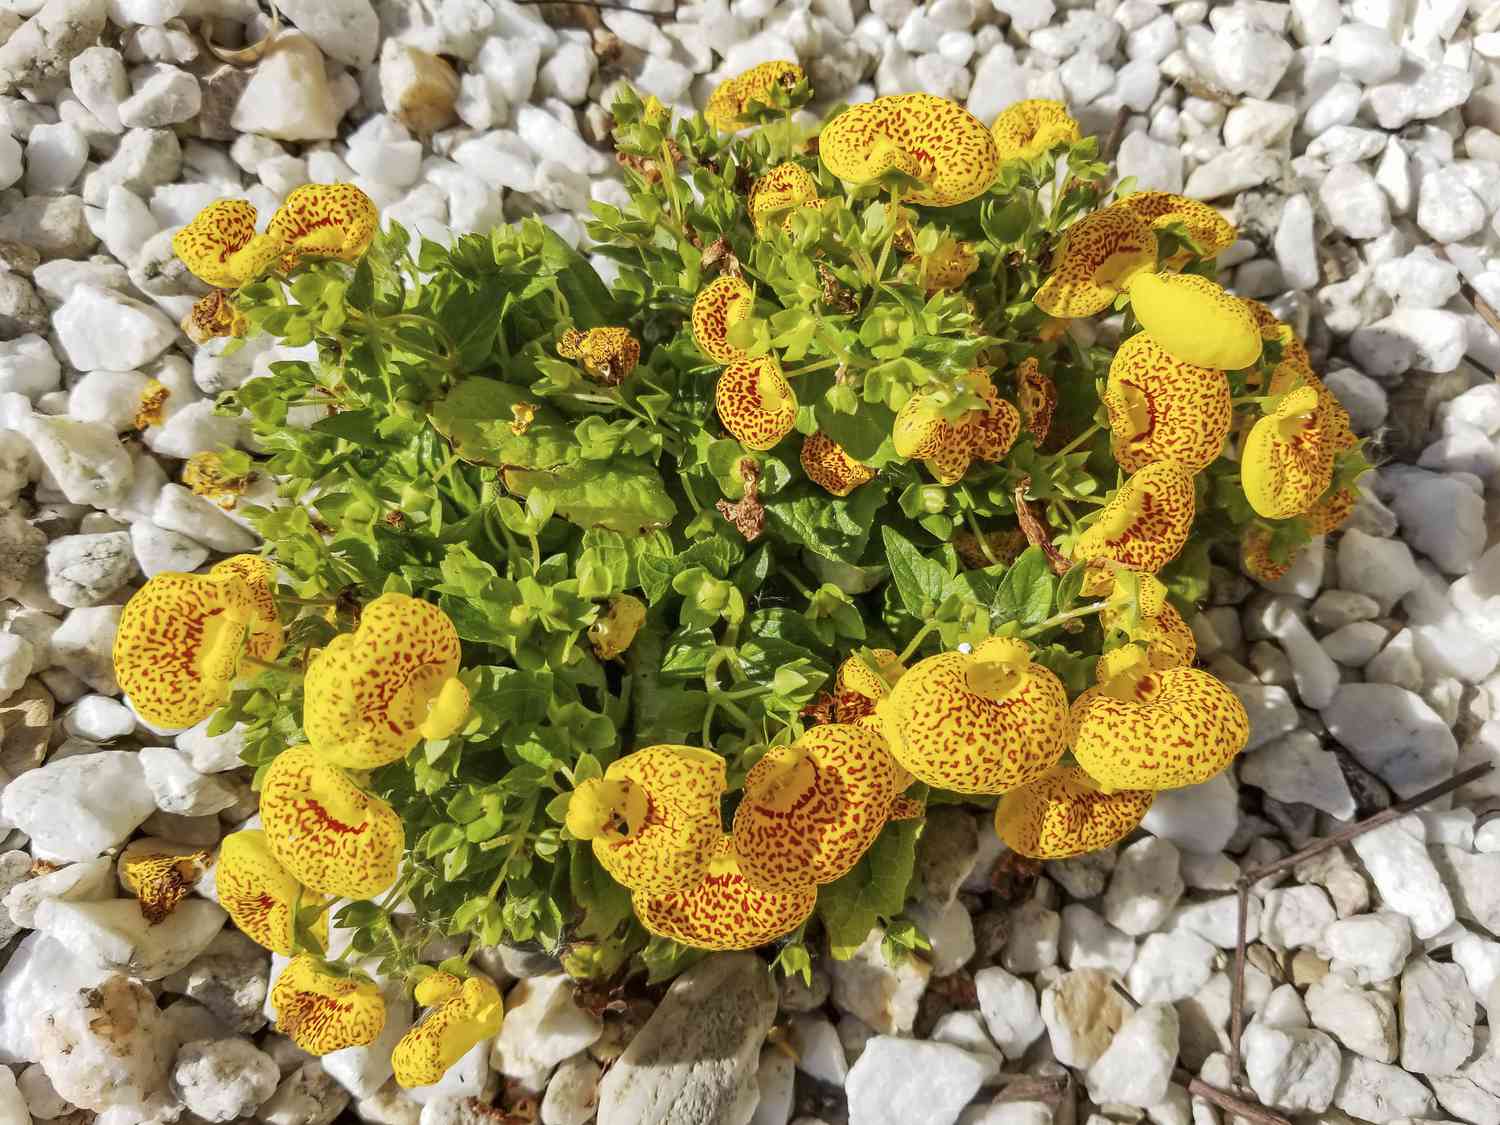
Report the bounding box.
[115,67,1371,1086]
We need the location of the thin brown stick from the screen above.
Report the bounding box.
[1103,106,1130,162]
[1229,882,1249,1084]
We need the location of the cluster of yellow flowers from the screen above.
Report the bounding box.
[113,566,491,1084]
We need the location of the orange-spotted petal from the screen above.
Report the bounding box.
[391,974,504,1088]
[1113,192,1236,268]
[266,183,378,264]
[1127,272,1263,370]
[715,355,797,450]
[965,387,1021,463]
[819,94,999,207]
[1241,524,1291,583]
[216,829,326,955]
[556,327,641,386]
[1104,332,1231,473]
[270,955,386,1056]
[892,393,956,460]
[1034,208,1157,319]
[990,99,1080,161]
[692,275,754,365]
[172,199,285,288]
[704,61,806,132]
[1073,460,1196,573]
[800,432,875,497]
[1015,357,1056,443]
[1242,364,1349,520]
[122,849,210,925]
[996,766,1153,859]
[749,163,819,233]
[208,555,284,662]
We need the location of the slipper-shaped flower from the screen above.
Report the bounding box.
[733,723,899,892]
[303,593,468,770]
[748,163,819,233]
[1113,192,1236,268]
[819,94,999,207]
[1104,332,1231,473]
[1034,208,1157,319]
[1016,357,1056,443]
[879,636,1069,795]
[216,829,326,954]
[692,275,754,365]
[266,183,378,265]
[715,355,797,450]
[270,955,387,1056]
[1126,272,1263,370]
[260,746,404,900]
[1302,482,1358,535]
[704,61,806,132]
[892,392,962,460]
[990,99,1080,161]
[966,384,1022,464]
[1070,646,1249,792]
[801,432,875,497]
[114,562,283,729]
[1082,564,1197,671]
[566,744,725,895]
[917,237,979,292]
[1072,460,1196,573]
[182,289,248,345]
[633,836,817,950]
[122,848,210,925]
[209,554,285,655]
[391,972,505,1088]
[172,199,287,289]
[1240,524,1291,584]
[996,766,1154,859]
[1241,365,1350,520]
[556,327,641,386]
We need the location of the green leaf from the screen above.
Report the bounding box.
[992,547,1056,627]
[502,458,677,533]
[429,379,573,470]
[817,818,924,960]
[882,527,951,619]
[569,844,634,940]
[765,479,889,561]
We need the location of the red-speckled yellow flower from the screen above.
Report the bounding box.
[633,836,817,950]
[1244,299,1311,370]
[1073,460,1196,573]
[749,163,819,233]
[1113,192,1236,269]
[122,849,210,924]
[704,61,806,132]
[733,724,899,893]
[836,648,905,705]
[556,327,641,386]
[967,381,1022,463]
[1302,482,1358,535]
[801,432,875,497]
[113,558,284,729]
[819,94,999,207]
[216,829,328,954]
[589,593,647,661]
[1242,364,1351,520]
[1082,564,1197,671]
[990,99,1080,161]
[391,972,504,1088]
[893,378,1020,484]
[1241,524,1290,583]
[1034,208,1157,319]
[918,237,979,292]
[266,182,378,266]
[1070,646,1249,792]
[566,744,725,896]
[259,746,404,900]
[1104,332,1231,473]
[270,955,386,1056]
[172,199,286,289]
[715,355,797,451]
[879,636,1069,795]
[996,766,1153,859]
[183,451,254,510]
[692,275,754,365]
[1127,272,1263,370]
[1015,357,1056,444]
[303,593,468,770]
[182,289,247,345]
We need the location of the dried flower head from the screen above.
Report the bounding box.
[556,327,642,386]
[1015,357,1056,444]
[133,379,170,430]
[182,289,248,345]
[122,848,210,924]
[183,451,253,510]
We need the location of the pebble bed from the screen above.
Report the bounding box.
[0,0,1499,1123]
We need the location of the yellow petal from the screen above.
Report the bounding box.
[392,975,504,1088]
[1241,364,1348,520]
[892,393,954,459]
[589,593,647,660]
[990,99,1080,161]
[996,766,1153,859]
[800,432,875,497]
[964,386,1022,463]
[172,199,264,288]
[1104,332,1231,473]
[1072,460,1196,573]
[1034,209,1158,319]
[835,648,904,702]
[267,182,378,264]
[704,61,806,132]
[556,326,641,385]
[208,555,285,661]
[691,276,754,365]
[270,955,386,1056]
[715,355,797,450]
[919,238,979,291]
[820,94,999,207]
[749,163,819,234]
[216,829,325,955]
[122,849,210,924]
[1240,524,1291,584]
[1127,272,1263,370]
[1113,192,1236,267]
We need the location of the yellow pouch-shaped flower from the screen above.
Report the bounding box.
[266,183,378,265]
[270,955,386,1056]
[1104,332,1231,473]
[1127,272,1263,370]
[303,593,467,770]
[391,973,504,1088]
[1034,208,1157,319]
[819,94,999,207]
[733,723,899,892]
[122,849,210,924]
[1113,192,1236,268]
[557,327,641,386]
[634,836,817,951]
[210,555,285,657]
[692,275,754,365]
[1082,565,1197,671]
[996,766,1153,859]
[918,238,979,292]
[990,99,1080,161]
[1070,646,1249,792]
[216,829,327,954]
[801,433,875,497]
[260,747,404,900]
[715,355,797,451]
[172,199,286,289]
[1241,524,1291,584]
[1073,460,1196,573]
[966,384,1021,463]
[705,61,806,132]
[1242,364,1351,520]
[566,744,725,896]
[881,637,1068,795]
[749,163,819,233]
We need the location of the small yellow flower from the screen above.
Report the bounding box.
[732,724,900,893]
[800,433,875,497]
[565,744,726,896]
[633,836,816,951]
[589,593,646,661]
[133,379,170,430]
[819,94,999,207]
[1072,460,1196,573]
[172,199,286,289]
[1034,208,1158,319]
[270,955,387,1056]
[1240,524,1290,584]
[715,355,798,451]
[748,163,819,234]
[705,61,806,132]
[996,766,1154,859]
[1113,192,1236,268]
[259,746,404,900]
[990,99,1080,161]
[1126,272,1263,370]
[1015,357,1056,444]
[266,182,378,267]
[1241,363,1353,521]
[303,593,468,770]
[880,637,1069,795]
[835,648,906,704]
[917,237,979,292]
[509,402,536,436]
[1070,645,1249,792]
[893,376,1020,484]
[183,452,253,510]
[691,275,754,365]
[1104,332,1232,473]
[182,289,248,345]
[556,327,641,386]
[113,558,284,729]
[1302,482,1358,535]
[216,829,327,955]
[391,973,505,1088]
[122,849,210,924]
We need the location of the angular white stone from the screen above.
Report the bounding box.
[1085,1003,1178,1109]
[1305,970,1398,1061]
[52,286,176,372]
[1243,1024,1340,1112]
[0,751,155,862]
[845,1037,989,1125]
[975,966,1043,1057]
[1323,683,1457,799]
[1350,820,1454,940]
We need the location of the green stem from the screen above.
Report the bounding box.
[1017,600,1106,639]
[872,188,902,283]
[964,509,1001,567]
[1053,421,1102,459]
[527,532,541,573]
[897,621,939,663]
[239,654,303,678]
[783,356,841,378]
